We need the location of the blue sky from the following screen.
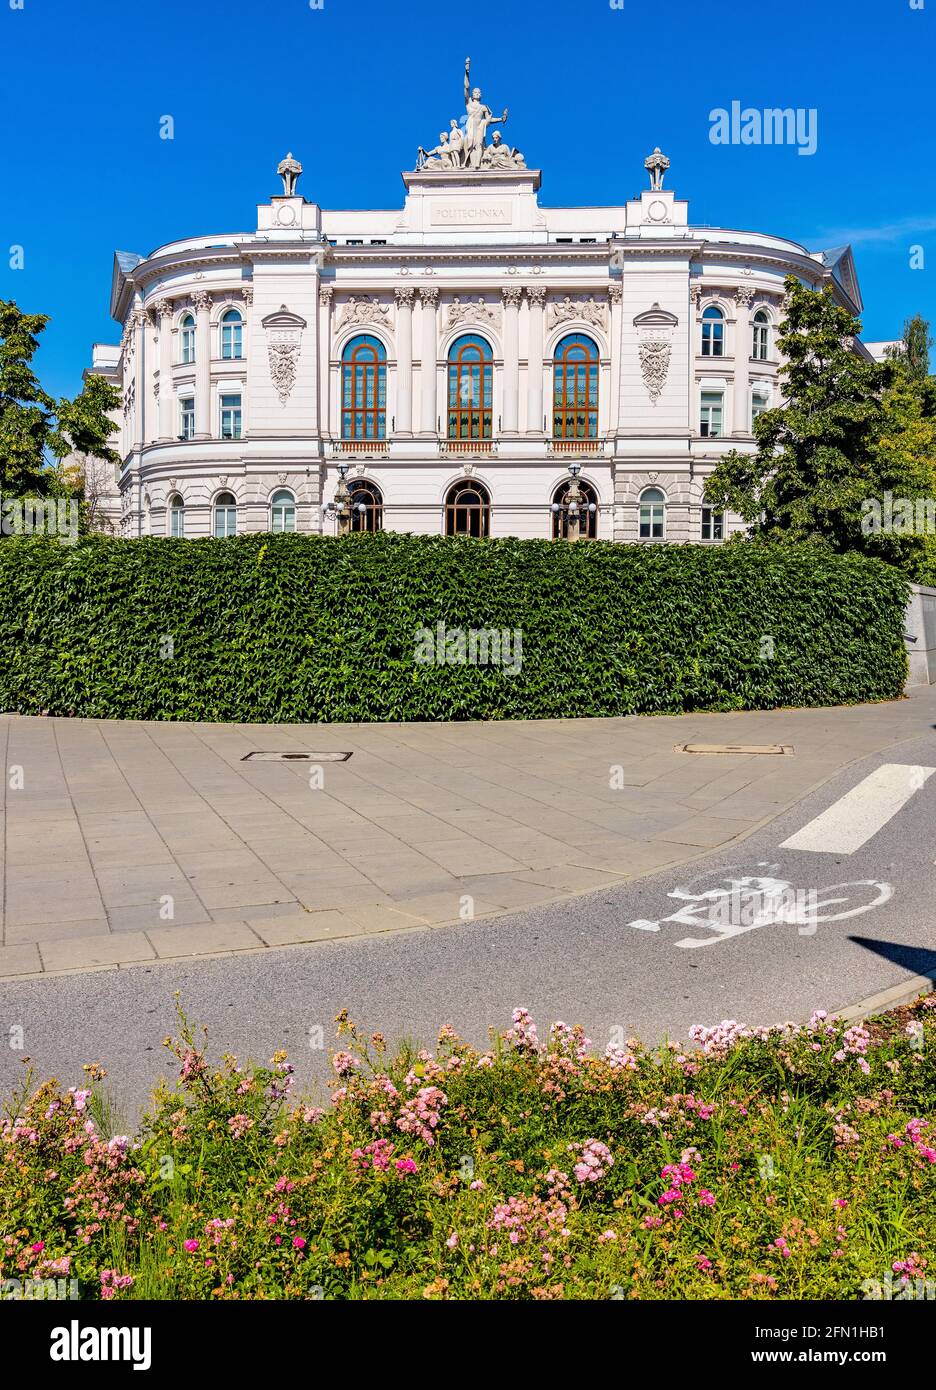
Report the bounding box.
[2,0,933,399]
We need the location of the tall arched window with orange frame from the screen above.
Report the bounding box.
[552,334,599,439]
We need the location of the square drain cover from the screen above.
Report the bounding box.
[242,751,352,762]
[676,743,793,756]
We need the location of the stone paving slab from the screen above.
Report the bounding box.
[2,687,936,979]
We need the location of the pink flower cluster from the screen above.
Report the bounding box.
[833,1023,872,1075]
[604,1043,638,1072]
[504,1008,541,1054]
[100,1269,134,1299]
[569,1139,614,1185]
[228,1113,254,1139]
[395,1086,447,1147]
[888,1118,936,1164]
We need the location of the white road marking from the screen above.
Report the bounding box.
[779,763,935,855]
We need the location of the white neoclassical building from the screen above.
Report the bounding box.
[85,63,889,544]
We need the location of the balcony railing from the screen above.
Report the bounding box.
[332,439,389,457]
[440,439,498,457]
[547,438,606,457]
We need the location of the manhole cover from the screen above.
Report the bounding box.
[242,751,353,762]
[675,743,793,756]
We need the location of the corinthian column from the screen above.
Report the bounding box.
[733,286,754,435]
[193,290,212,439]
[418,287,439,435]
[525,286,546,435]
[394,286,414,436]
[156,300,174,440]
[501,286,521,436]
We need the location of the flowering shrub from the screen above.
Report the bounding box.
[2,999,936,1300]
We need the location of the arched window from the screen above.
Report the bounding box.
[447,335,493,441]
[638,487,665,540]
[220,308,243,360]
[701,306,724,357]
[213,491,237,538]
[552,334,599,440]
[445,479,490,537]
[341,336,386,440]
[551,479,598,539]
[270,488,295,533]
[168,493,185,539]
[180,313,195,364]
[348,479,383,532]
[752,310,770,361]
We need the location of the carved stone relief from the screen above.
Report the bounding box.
[261,305,308,405]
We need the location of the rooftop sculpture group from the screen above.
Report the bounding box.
[417,58,527,171]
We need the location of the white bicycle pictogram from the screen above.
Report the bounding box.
[627,866,893,949]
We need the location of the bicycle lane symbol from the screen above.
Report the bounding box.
[626,863,894,950]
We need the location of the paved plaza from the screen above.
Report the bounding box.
[3,688,935,980]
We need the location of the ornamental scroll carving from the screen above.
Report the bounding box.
[337,295,390,331]
[633,303,678,407]
[261,305,307,405]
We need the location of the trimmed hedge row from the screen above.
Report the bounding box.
[0,533,909,722]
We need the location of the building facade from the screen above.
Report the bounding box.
[88,68,885,545]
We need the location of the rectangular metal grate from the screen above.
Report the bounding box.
[675,743,793,756]
[242,751,353,762]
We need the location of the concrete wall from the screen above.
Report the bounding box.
[905,584,936,688]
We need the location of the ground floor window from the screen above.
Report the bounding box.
[445,480,490,537]
[551,479,598,539]
[214,491,237,538]
[349,479,383,531]
[270,488,295,533]
[701,506,724,541]
[639,487,665,539]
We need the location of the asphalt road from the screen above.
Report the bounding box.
[2,732,935,1121]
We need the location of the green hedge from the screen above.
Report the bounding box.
[0,534,910,722]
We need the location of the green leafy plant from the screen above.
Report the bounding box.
[0,531,909,722]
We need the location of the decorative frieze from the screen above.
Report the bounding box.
[337,295,390,330]
[548,295,607,330]
[446,296,500,330]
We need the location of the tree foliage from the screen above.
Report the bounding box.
[0,299,120,497]
[703,277,936,567]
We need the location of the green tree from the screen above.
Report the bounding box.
[886,313,934,382]
[703,276,935,564]
[0,299,120,498]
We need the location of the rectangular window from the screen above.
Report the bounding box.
[701,507,724,541]
[370,239,387,245]
[700,391,723,437]
[179,397,195,440]
[220,394,242,440]
[346,239,364,246]
[751,391,770,428]
[555,237,573,243]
